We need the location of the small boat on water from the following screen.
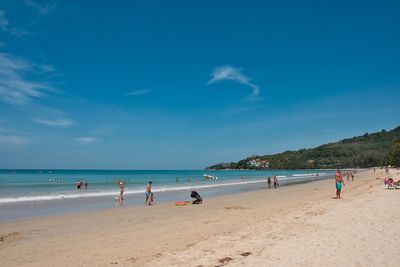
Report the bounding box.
[203,174,218,180]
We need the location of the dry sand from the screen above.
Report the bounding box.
[0,169,399,267]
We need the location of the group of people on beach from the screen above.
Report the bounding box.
[115,179,204,207]
[266,176,279,189]
[115,179,154,206]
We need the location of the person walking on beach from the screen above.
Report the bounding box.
[335,169,344,199]
[267,177,271,189]
[145,181,152,206]
[117,179,125,200]
[346,171,350,182]
[351,171,355,182]
[273,176,278,188]
[84,180,88,190]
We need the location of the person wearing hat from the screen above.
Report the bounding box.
[145,181,153,206]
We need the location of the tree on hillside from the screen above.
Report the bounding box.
[388,141,400,167]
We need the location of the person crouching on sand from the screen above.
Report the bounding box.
[145,181,152,206]
[335,169,344,199]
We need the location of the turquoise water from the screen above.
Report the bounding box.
[0,169,334,204]
[0,169,336,221]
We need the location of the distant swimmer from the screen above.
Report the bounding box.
[76,179,83,190]
[145,181,152,206]
[335,169,344,199]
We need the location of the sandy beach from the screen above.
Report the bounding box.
[0,169,399,267]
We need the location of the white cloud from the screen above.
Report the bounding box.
[208,66,260,100]
[74,137,100,146]
[0,52,56,105]
[0,10,9,30]
[25,0,57,14]
[37,63,55,73]
[124,89,151,96]
[0,135,27,146]
[34,118,75,127]
[0,9,30,37]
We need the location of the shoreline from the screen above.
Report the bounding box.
[1,169,397,266]
[0,172,335,222]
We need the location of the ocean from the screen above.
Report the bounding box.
[0,169,335,221]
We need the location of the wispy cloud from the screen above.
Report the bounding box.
[0,135,27,146]
[0,52,56,105]
[35,118,75,127]
[124,89,151,96]
[0,10,7,28]
[25,0,57,14]
[74,137,100,146]
[208,66,260,101]
[37,63,55,73]
[0,9,30,37]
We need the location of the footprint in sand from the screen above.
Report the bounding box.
[0,232,21,247]
[224,205,246,210]
[218,257,234,265]
[240,252,252,257]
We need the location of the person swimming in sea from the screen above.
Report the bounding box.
[76,179,82,190]
[335,169,344,199]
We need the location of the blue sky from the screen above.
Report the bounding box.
[0,0,399,169]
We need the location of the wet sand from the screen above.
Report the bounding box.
[0,169,398,266]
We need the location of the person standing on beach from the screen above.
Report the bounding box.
[84,180,88,190]
[335,169,344,199]
[267,177,271,189]
[145,181,152,206]
[117,179,125,200]
[351,171,355,181]
[346,171,350,182]
[273,176,278,188]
